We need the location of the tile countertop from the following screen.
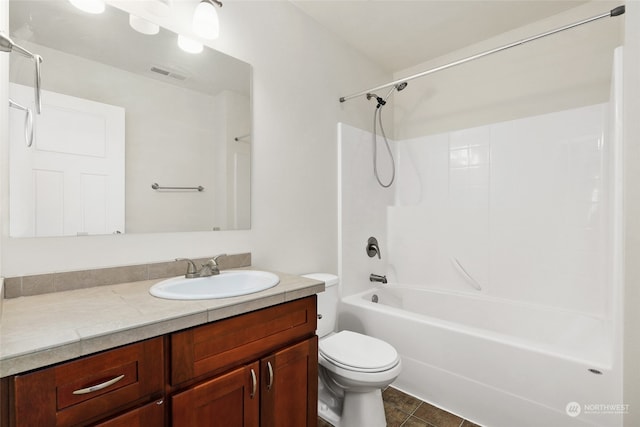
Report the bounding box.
[0,268,324,378]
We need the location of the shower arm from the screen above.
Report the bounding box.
[1,32,43,114]
[339,5,625,104]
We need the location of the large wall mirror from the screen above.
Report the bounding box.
[7,0,251,237]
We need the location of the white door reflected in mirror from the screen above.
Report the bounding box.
[9,83,125,238]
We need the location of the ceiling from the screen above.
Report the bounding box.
[290,0,590,73]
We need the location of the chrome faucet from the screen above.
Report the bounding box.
[176,254,227,278]
[369,274,387,284]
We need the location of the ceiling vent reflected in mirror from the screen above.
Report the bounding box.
[150,65,189,81]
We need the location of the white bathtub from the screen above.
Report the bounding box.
[339,285,622,427]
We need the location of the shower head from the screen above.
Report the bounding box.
[382,81,409,104]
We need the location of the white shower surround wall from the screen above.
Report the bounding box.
[391,102,610,315]
[337,49,623,426]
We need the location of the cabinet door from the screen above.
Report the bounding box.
[171,362,259,427]
[261,337,318,427]
[92,399,165,427]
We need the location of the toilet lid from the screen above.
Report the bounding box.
[319,330,399,373]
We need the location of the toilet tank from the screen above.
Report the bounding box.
[302,273,339,338]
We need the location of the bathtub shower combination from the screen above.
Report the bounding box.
[338,47,624,427]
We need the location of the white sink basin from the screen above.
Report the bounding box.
[149,270,280,300]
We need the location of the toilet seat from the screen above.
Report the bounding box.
[319,330,400,373]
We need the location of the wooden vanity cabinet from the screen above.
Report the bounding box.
[3,295,319,427]
[170,337,318,427]
[170,296,318,427]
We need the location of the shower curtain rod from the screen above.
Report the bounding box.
[339,5,625,104]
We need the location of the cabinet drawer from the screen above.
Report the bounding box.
[91,399,165,427]
[11,337,163,427]
[171,296,317,386]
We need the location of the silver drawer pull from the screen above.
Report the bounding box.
[72,374,125,395]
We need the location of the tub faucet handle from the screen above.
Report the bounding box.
[367,237,381,259]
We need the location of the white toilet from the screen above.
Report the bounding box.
[303,273,402,427]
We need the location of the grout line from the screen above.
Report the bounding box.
[410,401,421,416]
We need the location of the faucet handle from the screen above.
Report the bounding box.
[210,254,227,265]
[176,258,198,278]
[201,254,226,276]
[366,237,381,259]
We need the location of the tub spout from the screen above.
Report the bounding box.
[370,274,387,284]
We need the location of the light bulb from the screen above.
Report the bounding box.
[177,35,203,54]
[193,1,220,40]
[129,14,160,35]
[68,0,105,14]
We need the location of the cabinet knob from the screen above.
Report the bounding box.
[317,314,323,319]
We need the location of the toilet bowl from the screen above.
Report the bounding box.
[303,273,402,427]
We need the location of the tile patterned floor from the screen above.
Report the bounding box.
[318,386,482,427]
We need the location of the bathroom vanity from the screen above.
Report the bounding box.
[0,268,323,426]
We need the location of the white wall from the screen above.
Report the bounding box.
[338,123,395,296]
[392,1,623,139]
[0,0,7,299]
[0,0,390,276]
[623,1,640,425]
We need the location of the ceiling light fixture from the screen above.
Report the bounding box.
[177,34,203,54]
[68,0,105,14]
[193,0,222,40]
[129,14,160,35]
